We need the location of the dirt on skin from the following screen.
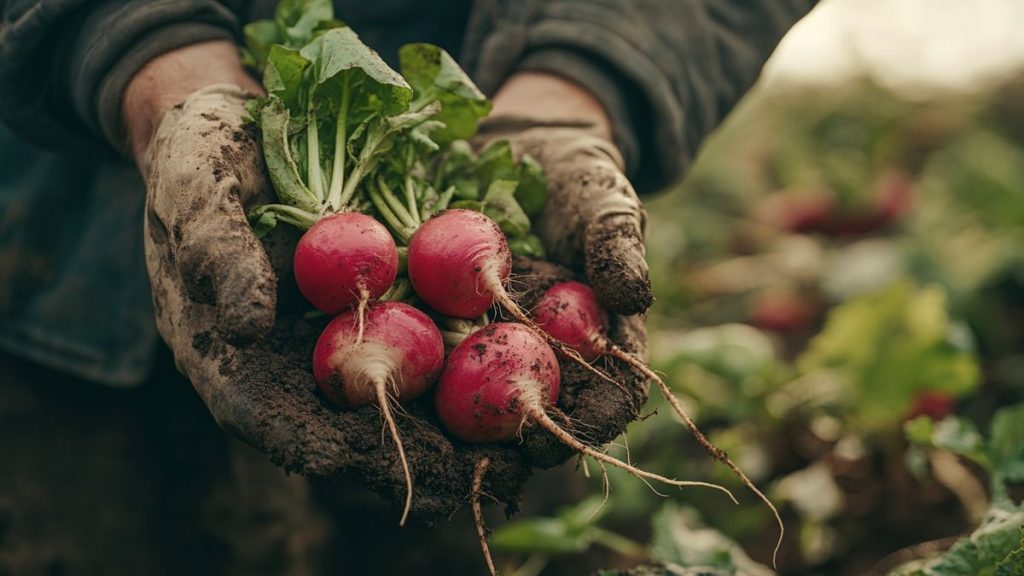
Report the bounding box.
[223,257,648,524]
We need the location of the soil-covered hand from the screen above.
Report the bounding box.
[135,84,512,520]
[474,115,653,316]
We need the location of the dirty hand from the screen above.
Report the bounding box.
[129,42,351,475]
[473,73,652,468]
[476,72,652,315]
[127,42,536,522]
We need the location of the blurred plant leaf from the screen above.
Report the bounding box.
[490,496,636,557]
[797,280,979,432]
[888,499,1024,576]
[996,527,1024,576]
[905,415,991,471]
[990,404,1024,485]
[649,503,775,576]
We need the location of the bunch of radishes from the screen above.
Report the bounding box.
[243,2,783,568]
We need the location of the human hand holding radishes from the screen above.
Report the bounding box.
[481,71,652,315]
[124,39,536,524]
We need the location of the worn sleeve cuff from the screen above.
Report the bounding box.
[515,49,641,180]
[66,0,238,156]
[464,4,686,194]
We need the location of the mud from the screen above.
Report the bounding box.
[220,257,647,524]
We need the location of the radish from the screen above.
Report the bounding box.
[407,209,614,386]
[533,281,785,566]
[313,301,444,525]
[407,209,511,319]
[294,212,399,321]
[435,322,737,499]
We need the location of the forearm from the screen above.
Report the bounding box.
[0,0,240,155]
[122,40,262,164]
[491,71,612,142]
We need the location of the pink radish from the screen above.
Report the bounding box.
[533,281,785,566]
[294,212,398,316]
[434,322,737,498]
[313,301,444,525]
[407,209,616,386]
[407,209,511,319]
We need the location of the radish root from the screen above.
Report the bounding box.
[375,381,414,527]
[355,284,370,344]
[522,398,738,504]
[472,456,498,576]
[604,340,785,568]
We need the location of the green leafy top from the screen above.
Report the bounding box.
[242,2,547,252]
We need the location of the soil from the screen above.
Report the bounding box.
[223,257,649,525]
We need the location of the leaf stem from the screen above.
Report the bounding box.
[377,176,417,230]
[326,77,351,211]
[250,204,319,230]
[368,180,413,243]
[306,89,325,203]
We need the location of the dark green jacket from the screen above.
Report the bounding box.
[0,0,815,385]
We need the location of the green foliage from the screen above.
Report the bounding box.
[888,499,1024,576]
[797,280,979,431]
[490,497,640,557]
[241,1,546,245]
[897,404,1024,575]
[997,528,1024,576]
[399,43,492,142]
[649,504,775,576]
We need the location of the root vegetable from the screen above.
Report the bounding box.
[313,301,444,525]
[294,212,399,317]
[533,280,785,565]
[407,209,617,386]
[435,322,737,499]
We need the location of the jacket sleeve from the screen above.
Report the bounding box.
[462,0,817,194]
[0,0,240,157]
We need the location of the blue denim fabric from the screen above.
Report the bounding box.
[0,125,156,386]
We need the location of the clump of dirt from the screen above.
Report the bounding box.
[222,257,647,524]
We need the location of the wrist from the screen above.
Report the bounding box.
[491,71,613,141]
[122,40,263,164]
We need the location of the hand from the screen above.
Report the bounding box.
[478,72,653,315]
[128,44,532,522]
[472,72,652,468]
[509,259,650,469]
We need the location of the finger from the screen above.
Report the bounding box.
[584,210,653,315]
[176,189,277,345]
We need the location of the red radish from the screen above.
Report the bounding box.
[407,209,511,319]
[435,322,737,498]
[313,301,444,525]
[294,212,398,316]
[533,281,785,566]
[408,209,614,386]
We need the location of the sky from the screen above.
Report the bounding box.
[761,0,1024,96]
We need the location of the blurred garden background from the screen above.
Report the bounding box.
[479,1,1024,574]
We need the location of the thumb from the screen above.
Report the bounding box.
[176,190,277,345]
[583,190,653,316]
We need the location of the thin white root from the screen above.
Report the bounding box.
[526,404,738,504]
[605,342,785,568]
[375,381,414,527]
[355,285,370,344]
[586,460,612,523]
[472,457,498,576]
